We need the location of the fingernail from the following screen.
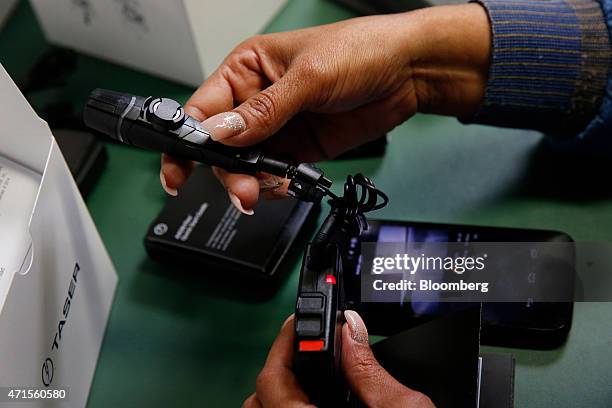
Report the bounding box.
[344,310,368,345]
[201,112,246,141]
[184,105,205,121]
[282,313,295,329]
[160,170,178,196]
[228,190,254,216]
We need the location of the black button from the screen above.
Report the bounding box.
[297,295,325,315]
[146,97,185,131]
[296,317,323,337]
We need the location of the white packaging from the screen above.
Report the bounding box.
[0,64,118,407]
[28,0,288,87]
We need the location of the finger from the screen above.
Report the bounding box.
[305,94,413,159]
[184,71,234,120]
[199,71,310,147]
[341,310,434,408]
[258,174,289,200]
[242,393,263,408]
[212,167,259,215]
[257,114,329,163]
[163,73,230,194]
[160,154,196,196]
[256,110,372,164]
[212,168,289,213]
[261,94,412,164]
[255,315,313,407]
[221,48,275,104]
[185,45,277,120]
[176,60,270,195]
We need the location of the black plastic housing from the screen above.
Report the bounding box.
[293,243,347,406]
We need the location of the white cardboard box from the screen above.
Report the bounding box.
[28,0,288,87]
[0,64,118,407]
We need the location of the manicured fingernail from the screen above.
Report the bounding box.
[184,105,205,121]
[228,190,254,215]
[160,170,178,196]
[282,314,295,329]
[344,310,368,345]
[201,112,246,141]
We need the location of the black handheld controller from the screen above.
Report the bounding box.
[83,89,331,202]
[293,175,388,406]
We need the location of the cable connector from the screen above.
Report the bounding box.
[287,163,332,203]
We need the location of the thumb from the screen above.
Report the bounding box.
[341,310,435,408]
[198,73,309,147]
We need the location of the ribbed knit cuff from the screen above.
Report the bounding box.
[468,0,612,137]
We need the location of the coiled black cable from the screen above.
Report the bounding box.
[309,173,387,268]
[312,173,388,246]
[328,173,388,216]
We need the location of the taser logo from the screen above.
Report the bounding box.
[41,358,54,387]
[41,263,80,387]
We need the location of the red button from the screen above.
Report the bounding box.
[325,275,336,284]
[299,340,325,352]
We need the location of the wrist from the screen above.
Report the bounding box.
[407,4,491,118]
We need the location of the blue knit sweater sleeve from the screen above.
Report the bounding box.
[576,0,612,150]
[468,0,612,148]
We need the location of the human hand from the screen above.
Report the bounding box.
[161,4,490,214]
[242,312,435,407]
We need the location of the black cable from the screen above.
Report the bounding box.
[328,173,388,218]
[312,173,388,247]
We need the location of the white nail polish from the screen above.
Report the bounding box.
[160,171,178,196]
[216,112,246,131]
[228,191,254,216]
[202,112,246,141]
[344,310,368,344]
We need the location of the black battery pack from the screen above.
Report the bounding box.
[53,128,107,199]
[144,166,319,301]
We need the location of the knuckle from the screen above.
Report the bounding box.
[349,352,381,380]
[225,35,272,68]
[223,51,248,70]
[292,58,335,107]
[235,34,267,52]
[243,90,279,127]
[297,58,332,84]
[255,369,274,393]
[391,90,417,121]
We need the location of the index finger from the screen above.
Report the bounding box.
[162,69,234,192]
[184,71,234,120]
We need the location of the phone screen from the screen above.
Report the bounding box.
[346,220,574,349]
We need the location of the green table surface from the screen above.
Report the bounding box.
[2,1,612,406]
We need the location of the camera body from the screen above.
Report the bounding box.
[293,242,346,406]
[293,174,387,407]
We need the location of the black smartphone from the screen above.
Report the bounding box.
[345,219,574,349]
